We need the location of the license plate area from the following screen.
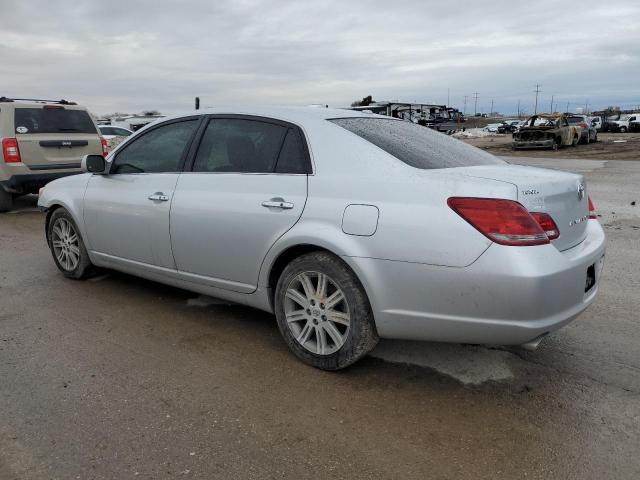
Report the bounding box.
[585,264,596,293]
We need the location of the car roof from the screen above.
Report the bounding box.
[158,106,390,127]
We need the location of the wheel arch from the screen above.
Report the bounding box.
[263,241,376,316]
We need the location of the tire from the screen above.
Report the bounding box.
[571,135,578,147]
[594,133,598,143]
[47,208,93,279]
[620,126,627,133]
[274,252,379,370]
[0,188,13,213]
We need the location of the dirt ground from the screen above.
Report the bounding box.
[460,131,640,160]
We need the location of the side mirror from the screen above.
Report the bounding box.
[82,154,108,174]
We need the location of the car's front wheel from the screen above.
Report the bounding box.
[47,208,93,279]
[274,252,378,370]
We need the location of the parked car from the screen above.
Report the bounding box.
[38,107,605,370]
[512,114,581,150]
[497,119,522,134]
[630,118,640,132]
[567,115,598,143]
[608,113,639,133]
[590,116,603,131]
[0,97,107,212]
[483,123,503,133]
[98,125,133,140]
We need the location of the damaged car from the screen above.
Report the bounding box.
[512,114,581,150]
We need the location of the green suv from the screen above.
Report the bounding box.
[0,97,106,212]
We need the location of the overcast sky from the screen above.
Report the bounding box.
[1,0,638,115]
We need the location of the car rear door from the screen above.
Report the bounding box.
[14,105,102,170]
[84,117,200,268]
[170,115,310,293]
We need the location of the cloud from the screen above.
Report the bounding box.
[1,0,638,115]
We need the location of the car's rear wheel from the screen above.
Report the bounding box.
[274,252,378,370]
[620,126,628,133]
[572,135,578,147]
[0,188,13,212]
[47,208,93,279]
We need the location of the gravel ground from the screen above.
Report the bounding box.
[0,157,638,479]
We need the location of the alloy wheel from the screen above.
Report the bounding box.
[51,218,80,271]
[284,271,351,355]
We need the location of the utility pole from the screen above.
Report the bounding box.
[550,95,554,113]
[533,84,542,115]
[584,100,589,114]
[566,101,570,113]
[447,88,450,106]
[463,95,468,115]
[517,100,521,118]
[473,92,479,116]
[490,99,494,116]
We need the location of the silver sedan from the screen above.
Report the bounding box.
[38,107,606,370]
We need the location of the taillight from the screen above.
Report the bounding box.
[2,138,21,163]
[588,196,597,219]
[100,137,108,157]
[579,122,588,129]
[530,212,560,240]
[447,197,549,246]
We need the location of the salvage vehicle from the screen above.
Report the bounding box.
[497,120,522,134]
[512,114,581,150]
[0,97,107,212]
[567,115,598,144]
[609,113,638,133]
[38,107,606,370]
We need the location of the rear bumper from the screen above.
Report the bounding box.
[348,220,606,346]
[0,171,81,194]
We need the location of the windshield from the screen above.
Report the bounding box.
[330,117,504,169]
[15,108,97,134]
[567,117,585,124]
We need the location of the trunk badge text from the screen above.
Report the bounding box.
[569,215,588,227]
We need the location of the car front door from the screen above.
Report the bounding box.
[84,117,200,268]
[170,116,310,293]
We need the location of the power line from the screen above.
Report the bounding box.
[533,84,542,115]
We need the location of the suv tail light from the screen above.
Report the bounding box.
[100,137,109,157]
[588,196,597,219]
[530,212,560,240]
[579,122,588,129]
[2,138,21,163]
[447,197,550,246]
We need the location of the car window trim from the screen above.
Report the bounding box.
[183,114,313,175]
[109,115,204,175]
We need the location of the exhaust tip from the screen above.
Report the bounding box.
[520,333,548,351]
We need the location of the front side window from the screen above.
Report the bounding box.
[193,119,287,173]
[330,118,504,169]
[112,120,197,174]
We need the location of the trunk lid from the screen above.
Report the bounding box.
[456,164,589,251]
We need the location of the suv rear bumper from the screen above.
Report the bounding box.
[0,171,81,194]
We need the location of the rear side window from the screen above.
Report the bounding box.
[330,118,504,169]
[112,120,198,174]
[275,129,311,174]
[14,108,97,134]
[567,117,583,124]
[193,119,287,173]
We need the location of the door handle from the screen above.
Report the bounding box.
[262,199,294,209]
[148,192,169,202]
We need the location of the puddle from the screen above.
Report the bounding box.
[371,340,514,385]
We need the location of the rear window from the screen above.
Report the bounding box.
[567,117,584,124]
[14,108,97,134]
[330,118,504,169]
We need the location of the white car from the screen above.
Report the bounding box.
[38,107,606,370]
[483,123,503,133]
[98,125,133,140]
